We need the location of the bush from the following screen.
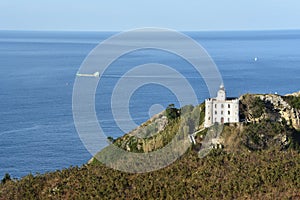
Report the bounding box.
[283,96,300,109]
[251,97,265,118]
[1,173,11,184]
[107,136,114,143]
[165,104,180,120]
[240,95,265,119]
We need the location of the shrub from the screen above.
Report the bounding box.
[165,104,180,120]
[1,173,11,184]
[283,96,300,109]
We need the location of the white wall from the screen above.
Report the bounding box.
[204,98,239,127]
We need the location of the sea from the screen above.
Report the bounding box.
[1,30,300,178]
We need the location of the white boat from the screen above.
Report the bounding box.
[76,72,100,78]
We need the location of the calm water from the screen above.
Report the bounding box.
[1,30,300,178]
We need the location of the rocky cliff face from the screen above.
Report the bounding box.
[218,92,300,152]
[286,91,300,97]
[105,92,300,155]
[239,93,300,130]
[112,104,203,153]
[113,112,169,152]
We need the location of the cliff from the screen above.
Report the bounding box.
[240,93,300,129]
[1,91,300,199]
[110,104,204,153]
[97,92,300,157]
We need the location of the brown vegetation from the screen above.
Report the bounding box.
[1,93,300,199]
[1,149,300,199]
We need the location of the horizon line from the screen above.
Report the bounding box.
[0,28,300,33]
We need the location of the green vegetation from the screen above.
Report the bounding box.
[240,94,265,119]
[165,104,180,120]
[113,104,202,153]
[1,94,300,199]
[198,103,205,125]
[283,96,300,109]
[1,173,11,185]
[1,149,300,199]
[107,136,114,143]
[221,120,299,153]
[244,121,287,150]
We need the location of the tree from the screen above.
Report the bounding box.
[1,173,11,184]
[166,104,180,120]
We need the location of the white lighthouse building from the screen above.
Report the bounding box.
[204,84,239,127]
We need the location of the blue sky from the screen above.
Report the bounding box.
[1,0,300,31]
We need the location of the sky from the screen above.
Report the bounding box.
[1,0,300,31]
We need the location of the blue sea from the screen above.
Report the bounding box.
[1,30,300,178]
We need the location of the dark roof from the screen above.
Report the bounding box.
[226,97,238,100]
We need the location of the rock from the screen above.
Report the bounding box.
[242,93,300,130]
[286,91,300,97]
[87,157,95,164]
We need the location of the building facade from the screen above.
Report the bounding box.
[204,85,239,127]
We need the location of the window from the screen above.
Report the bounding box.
[221,104,224,108]
[228,111,231,115]
[228,104,231,108]
[208,117,211,120]
[215,104,217,108]
[215,111,217,115]
[221,111,224,115]
[221,117,224,123]
[228,118,230,122]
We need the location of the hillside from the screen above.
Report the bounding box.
[91,92,300,158]
[1,92,300,199]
